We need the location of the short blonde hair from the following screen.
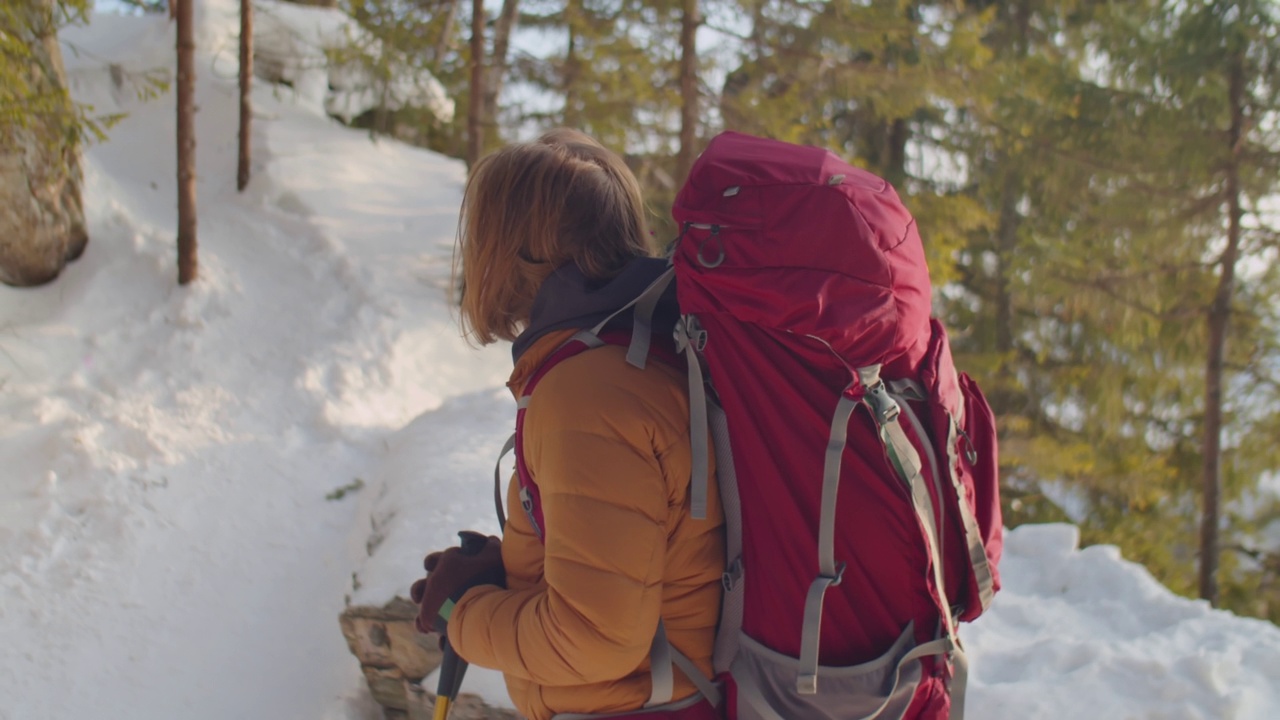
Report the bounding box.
[455,129,655,345]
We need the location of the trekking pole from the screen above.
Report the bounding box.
[432,530,489,720]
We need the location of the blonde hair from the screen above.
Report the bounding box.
[455,129,655,345]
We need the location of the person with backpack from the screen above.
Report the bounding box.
[413,129,1004,720]
[409,128,726,720]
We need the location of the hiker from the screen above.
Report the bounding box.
[415,130,1003,720]
[409,128,726,720]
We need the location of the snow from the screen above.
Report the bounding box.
[2,4,1279,719]
[251,0,454,124]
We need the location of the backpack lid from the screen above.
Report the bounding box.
[672,132,932,371]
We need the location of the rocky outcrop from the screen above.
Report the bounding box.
[0,1,88,287]
[340,597,520,720]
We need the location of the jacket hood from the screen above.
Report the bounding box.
[511,256,676,364]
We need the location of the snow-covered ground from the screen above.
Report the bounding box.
[1,4,1278,720]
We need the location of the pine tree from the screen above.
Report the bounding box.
[1101,0,1280,609]
[947,0,1280,621]
[717,0,993,280]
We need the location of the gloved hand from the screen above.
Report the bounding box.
[409,533,505,636]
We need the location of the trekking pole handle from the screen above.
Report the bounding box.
[434,531,489,720]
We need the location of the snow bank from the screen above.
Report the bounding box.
[966,524,1280,718]
[62,0,453,125]
[253,0,454,123]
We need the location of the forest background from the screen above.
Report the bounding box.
[8,0,1280,625]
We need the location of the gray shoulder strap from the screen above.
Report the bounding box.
[674,316,709,520]
[647,619,723,709]
[710,401,744,674]
[493,433,515,531]
[582,265,675,369]
[646,619,675,707]
[671,644,722,707]
[625,267,676,369]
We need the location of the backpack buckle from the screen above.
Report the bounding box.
[519,486,543,541]
[722,557,744,592]
[862,381,901,426]
[821,562,847,588]
[675,316,708,353]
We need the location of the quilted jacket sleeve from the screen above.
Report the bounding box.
[448,349,678,685]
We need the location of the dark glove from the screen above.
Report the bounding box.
[409,532,505,636]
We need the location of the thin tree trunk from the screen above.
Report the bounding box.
[237,0,253,192]
[176,0,197,284]
[482,0,520,135]
[995,173,1020,355]
[467,0,485,166]
[675,0,699,184]
[1199,53,1246,605]
[431,0,460,67]
[886,117,909,188]
[563,7,579,128]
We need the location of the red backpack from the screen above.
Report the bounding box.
[499,131,1002,720]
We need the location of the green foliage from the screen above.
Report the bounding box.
[336,0,466,152]
[323,0,1280,625]
[716,0,997,283]
[945,0,1280,622]
[0,0,113,156]
[325,477,366,501]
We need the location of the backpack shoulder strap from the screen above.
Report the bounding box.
[494,331,606,541]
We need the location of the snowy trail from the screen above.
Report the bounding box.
[2,79,371,720]
[1,5,505,719]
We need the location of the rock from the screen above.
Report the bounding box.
[340,598,443,679]
[340,597,520,719]
[0,1,89,288]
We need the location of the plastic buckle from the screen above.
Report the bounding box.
[797,673,818,695]
[863,382,901,426]
[722,558,744,592]
[675,317,708,353]
[823,562,847,588]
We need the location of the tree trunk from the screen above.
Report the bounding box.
[886,117,909,189]
[675,0,699,184]
[1199,52,1246,605]
[563,7,580,128]
[431,0,460,67]
[237,0,253,192]
[482,0,520,137]
[995,173,1020,356]
[467,0,485,167]
[176,0,198,284]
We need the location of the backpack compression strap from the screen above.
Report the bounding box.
[888,378,997,618]
[861,368,970,720]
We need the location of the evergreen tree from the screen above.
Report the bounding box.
[718,0,992,280]
[948,0,1280,621]
[1094,0,1280,612]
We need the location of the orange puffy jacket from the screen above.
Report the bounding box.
[448,329,725,720]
